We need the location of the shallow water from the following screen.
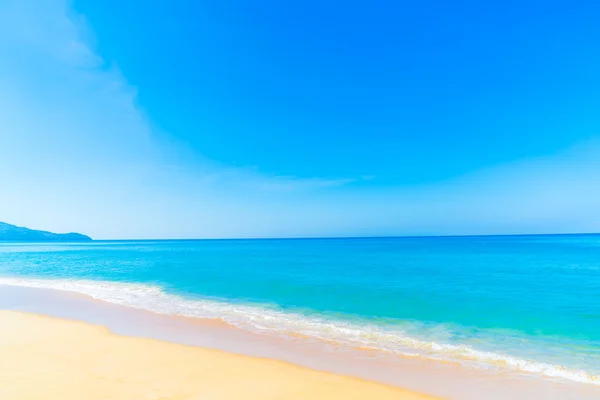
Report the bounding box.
[0,236,599,389]
[2,285,599,400]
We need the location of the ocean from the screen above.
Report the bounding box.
[0,235,599,388]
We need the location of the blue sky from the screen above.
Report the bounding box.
[1,0,600,239]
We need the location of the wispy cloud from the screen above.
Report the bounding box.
[1,0,599,239]
[0,0,355,238]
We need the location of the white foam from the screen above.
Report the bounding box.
[0,277,598,386]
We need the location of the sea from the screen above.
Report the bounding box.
[0,235,599,396]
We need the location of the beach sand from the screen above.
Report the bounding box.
[0,310,439,400]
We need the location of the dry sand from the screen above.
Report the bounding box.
[0,310,440,399]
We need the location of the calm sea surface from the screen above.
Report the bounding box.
[0,235,599,385]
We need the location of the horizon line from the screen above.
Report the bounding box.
[83,231,600,242]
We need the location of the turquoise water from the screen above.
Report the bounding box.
[0,235,599,384]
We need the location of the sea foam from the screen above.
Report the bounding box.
[0,277,598,386]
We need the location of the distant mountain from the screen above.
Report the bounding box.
[0,222,92,242]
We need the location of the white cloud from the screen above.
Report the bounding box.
[1,0,599,239]
[0,0,354,238]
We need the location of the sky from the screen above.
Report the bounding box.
[1,0,600,239]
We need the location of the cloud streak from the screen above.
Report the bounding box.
[1,0,599,239]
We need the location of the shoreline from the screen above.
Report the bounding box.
[2,276,596,384]
[1,284,599,399]
[0,310,438,399]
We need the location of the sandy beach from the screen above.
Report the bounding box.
[0,310,439,400]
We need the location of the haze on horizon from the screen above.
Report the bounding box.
[1,0,600,240]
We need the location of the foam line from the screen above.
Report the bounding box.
[0,277,597,385]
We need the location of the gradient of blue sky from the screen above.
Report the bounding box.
[1,0,599,239]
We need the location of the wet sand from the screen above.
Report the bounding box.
[1,284,598,400]
[0,310,438,400]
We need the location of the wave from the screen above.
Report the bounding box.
[0,276,598,386]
